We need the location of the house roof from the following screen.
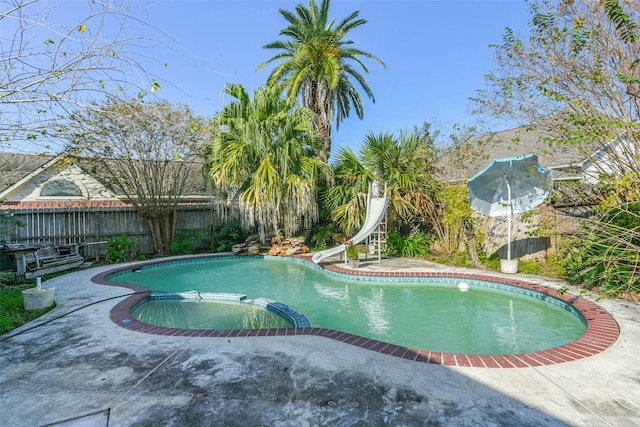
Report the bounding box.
[75,157,209,200]
[0,152,56,194]
[0,152,210,206]
[437,125,601,183]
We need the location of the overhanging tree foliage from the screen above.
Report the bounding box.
[67,99,207,254]
[474,0,639,179]
[1,0,157,151]
[474,0,640,294]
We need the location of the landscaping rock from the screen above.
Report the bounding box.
[232,235,309,256]
[267,246,280,256]
[247,245,261,256]
[286,247,300,256]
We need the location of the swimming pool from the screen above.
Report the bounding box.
[105,256,591,356]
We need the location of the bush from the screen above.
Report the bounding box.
[518,258,543,275]
[106,233,139,263]
[0,272,16,286]
[517,256,567,278]
[430,251,475,268]
[311,222,337,249]
[170,230,201,255]
[385,231,430,258]
[481,253,501,270]
[345,242,359,260]
[211,222,249,252]
[564,203,640,297]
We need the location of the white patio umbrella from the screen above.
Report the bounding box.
[467,154,552,260]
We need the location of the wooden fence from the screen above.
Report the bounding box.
[0,203,236,269]
[481,203,595,260]
[1,201,595,270]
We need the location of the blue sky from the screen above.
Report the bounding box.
[134,0,529,153]
[114,1,532,154]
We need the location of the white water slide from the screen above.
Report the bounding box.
[312,182,388,264]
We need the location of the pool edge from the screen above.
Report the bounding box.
[92,253,620,369]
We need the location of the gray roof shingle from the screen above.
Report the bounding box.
[0,152,56,194]
[438,125,599,182]
[0,152,208,200]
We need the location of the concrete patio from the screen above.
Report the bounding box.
[1,255,639,426]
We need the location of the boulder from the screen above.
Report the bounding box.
[286,247,300,256]
[229,235,310,256]
[267,245,280,256]
[247,244,261,256]
[291,236,306,245]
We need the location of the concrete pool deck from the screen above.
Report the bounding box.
[1,255,639,426]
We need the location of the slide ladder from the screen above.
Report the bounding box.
[366,209,387,262]
[312,181,388,264]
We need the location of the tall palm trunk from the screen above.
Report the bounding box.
[318,118,332,162]
[305,80,333,162]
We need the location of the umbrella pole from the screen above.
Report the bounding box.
[507,178,512,261]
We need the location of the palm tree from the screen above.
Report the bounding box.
[323,123,440,235]
[361,125,441,228]
[323,147,373,235]
[257,0,385,162]
[208,83,332,241]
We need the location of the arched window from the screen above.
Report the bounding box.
[40,180,83,197]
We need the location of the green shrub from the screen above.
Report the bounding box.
[481,253,501,270]
[518,258,542,275]
[564,203,640,297]
[106,233,139,263]
[517,256,567,278]
[211,222,249,252]
[311,222,337,249]
[385,231,403,255]
[545,253,568,278]
[385,231,430,258]
[170,230,201,255]
[345,242,359,260]
[430,251,475,268]
[0,272,16,286]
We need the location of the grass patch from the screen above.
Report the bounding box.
[0,283,56,334]
[0,272,58,334]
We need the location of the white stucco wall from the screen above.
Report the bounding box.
[3,164,117,202]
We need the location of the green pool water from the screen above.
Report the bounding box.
[132,300,293,330]
[112,257,587,355]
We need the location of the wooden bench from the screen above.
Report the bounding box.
[3,242,84,282]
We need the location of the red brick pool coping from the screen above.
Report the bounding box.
[93,254,620,368]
